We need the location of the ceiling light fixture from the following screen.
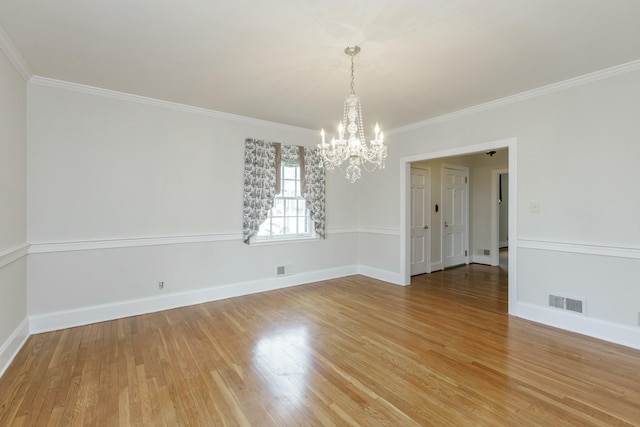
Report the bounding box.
[318,46,387,183]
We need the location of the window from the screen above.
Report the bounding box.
[255,164,314,240]
[242,139,325,245]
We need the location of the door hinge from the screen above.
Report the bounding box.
[465,250,468,256]
[465,177,468,184]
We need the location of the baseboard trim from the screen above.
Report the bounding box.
[358,266,403,285]
[511,302,640,350]
[471,255,492,265]
[431,261,443,271]
[29,265,359,334]
[0,318,29,379]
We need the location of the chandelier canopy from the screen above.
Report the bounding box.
[318,46,387,183]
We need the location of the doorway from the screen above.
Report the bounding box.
[400,138,518,315]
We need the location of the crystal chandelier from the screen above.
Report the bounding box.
[318,46,387,183]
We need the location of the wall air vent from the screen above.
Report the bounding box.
[276,265,294,277]
[548,294,586,315]
[549,294,565,309]
[565,298,583,314]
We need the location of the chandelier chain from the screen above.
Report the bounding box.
[350,53,355,95]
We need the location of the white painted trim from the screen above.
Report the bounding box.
[471,255,492,265]
[358,227,401,236]
[517,239,640,259]
[491,169,509,266]
[29,233,241,254]
[29,76,318,135]
[27,228,402,254]
[327,226,360,234]
[0,25,31,80]
[431,261,443,271]
[499,241,508,248]
[29,265,358,333]
[507,144,518,314]
[249,235,319,247]
[389,60,640,135]
[0,244,29,268]
[401,138,517,164]
[512,302,640,351]
[0,318,29,379]
[358,265,403,286]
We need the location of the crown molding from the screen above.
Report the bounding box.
[0,25,32,81]
[390,59,640,135]
[28,76,319,135]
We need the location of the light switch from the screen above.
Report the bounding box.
[530,201,540,213]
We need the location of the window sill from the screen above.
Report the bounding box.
[250,235,319,246]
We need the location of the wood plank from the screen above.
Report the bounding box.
[1,264,639,425]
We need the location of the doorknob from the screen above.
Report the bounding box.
[423,225,428,230]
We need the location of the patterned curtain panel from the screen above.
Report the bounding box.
[303,147,326,238]
[242,139,277,244]
[280,144,301,166]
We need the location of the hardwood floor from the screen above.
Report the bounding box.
[1,264,639,426]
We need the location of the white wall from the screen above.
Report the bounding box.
[26,81,362,331]
[359,67,640,348]
[0,45,28,376]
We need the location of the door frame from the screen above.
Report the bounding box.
[491,169,509,266]
[399,137,518,315]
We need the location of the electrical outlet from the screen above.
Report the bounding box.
[158,281,164,290]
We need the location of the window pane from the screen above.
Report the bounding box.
[273,199,285,215]
[271,216,285,235]
[283,179,297,197]
[298,217,309,233]
[297,200,307,215]
[286,217,298,234]
[255,163,314,241]
[283,166,297,180]
[285,199,297,216]
[258,219,272,236]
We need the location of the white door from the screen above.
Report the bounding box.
[410,168,431,275]
[442,165,469,268]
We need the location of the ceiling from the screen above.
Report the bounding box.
[2,0,640,131]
